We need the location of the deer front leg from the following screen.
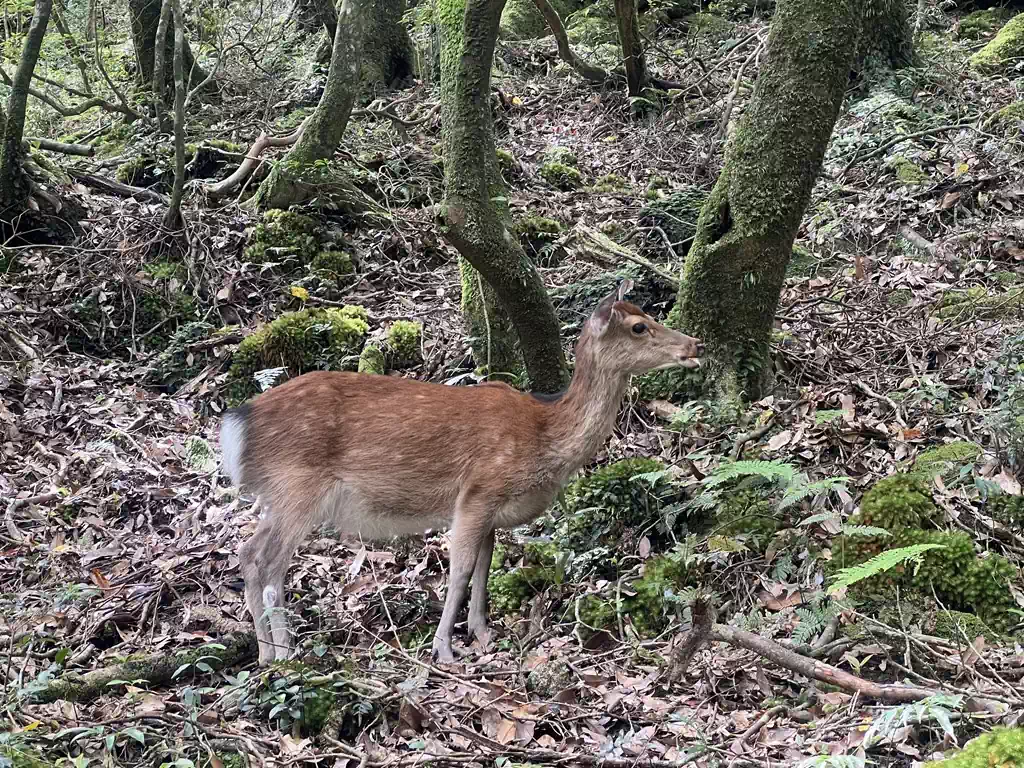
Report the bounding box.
[433,499,491,663]
[467,527,495,648]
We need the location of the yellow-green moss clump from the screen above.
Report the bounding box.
[933,609,1003,643]
[495,148,517,172]
[310,249,354,279]
[912,441,982,480]
[984,101,1024,136]
[386,320,422,368]
[357,342,386,375]
[986,494,1024,529]
[970,13,1024,72]
[890,155,930,185]
[927,727,1024,766]
[243,209,320,267]
[226,306,369,403]
[854,474,938,530]
[488,542,560,614]
[686,12,735,42]
[591,173,630,193]
[540,162,584,190]
[514,215,563,253]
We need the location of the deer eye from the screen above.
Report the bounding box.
[631,322,648,335]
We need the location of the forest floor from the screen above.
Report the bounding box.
[3,4,1024,767]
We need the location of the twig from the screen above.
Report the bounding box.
[839,120,986,177]
[569,223,679,290]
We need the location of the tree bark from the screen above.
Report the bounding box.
[249,0,385,220]
[163,0,186,229]
[672,0,858,400]
[360,0,415,92]
[614,0,647,96]
[129,0,207,96]
[152,0,173,124]
[531,0,613,84]
[438,0,567,393]
[858,0,915,71]
[0,0,53,220]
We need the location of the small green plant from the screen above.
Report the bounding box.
[827,543,945,594]
[691,460,850,515]
[864,693,962,749]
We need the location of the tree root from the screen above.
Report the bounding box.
[25,632,256,704]
[569,223,679,290]
[205,117,309,200]
[667,598,938,704]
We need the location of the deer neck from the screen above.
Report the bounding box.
[546,340,629,474]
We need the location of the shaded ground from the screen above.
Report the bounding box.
[3,3,1024,766]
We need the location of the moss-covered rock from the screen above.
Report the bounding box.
[970,13,1024,72]
[928,727,1024,766]
[912,441,982,481]
[357,342,386,375]
[526,659,574,697]
[243,209,321,268]
[985,494,1024,529]
[539,161,584,190]
[959,8,1014,40]
[566,0,619,45]
[386,320,422,368]
[934,286,1024,320]
[226,306,369,403]
[985,101,1024,136]
[309,249,355,279]
[890,155,930,185]
[933,609,1003,644]
[639,185,707,245]
[146,320,217,390]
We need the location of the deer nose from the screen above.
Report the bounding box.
[694,342,705,357]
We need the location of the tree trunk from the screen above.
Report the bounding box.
[250,0,385,220]
[152,0,173,125]
[86,0,97,40]
[858,0,915,71]
[162,0,186,229]
[0,0,53,221]
[672,0,858,400]
[360,0,415,92]
[438,0,567,393]
[129,0,208,96]
[531,0,612,84]
[614,0,647,96]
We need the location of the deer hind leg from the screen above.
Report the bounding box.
[433,495,492,663]
[240,505,315,665]
[466,527,495,648]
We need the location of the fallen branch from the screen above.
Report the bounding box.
[668,598,939,704]
[27,136,94,156]
[569,223,679,290]
[68,169,171,205]
[531,0,614,84]
[25,632,256,703]
[205,117,309,199]
[839,119,985,177]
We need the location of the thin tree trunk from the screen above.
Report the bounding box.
[162,0,186,229]
[672,0,858,400]
[152,0,172,124]
[531,0,612,84]
[0,0,53,218]
[249,0,385,217]
[614,0,647,96]
[86,0,97,40]
[438,0,567,393]
[129,0,207,94]
[360,0,414,91]
[52,5,92,92]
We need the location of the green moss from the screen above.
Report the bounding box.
[934,286,1024,320]
[577,594,616,635]
[994,270,1022,286]
[495,148,516,171]
[540,161,584,190]
[243,209,320,268]
[716,489,780,549]
[542,146,578,167]
[115,154,153,186]
[226,306,369,403]
[144,260,185,281]
[959,8,1013,40]
[854,474,937,530]
[146,321,217,389]
[309,249,354,279]
[0,744,53,768]
[984,101,1024,135]
[928,727,1024,766]
[890,155,930,185]
[591,173,630,193]
[386,320,422,367]
[184,437,215,470]
[970,13,1024,72]
[932,610,1003,644]
[357,342,386,375]
[499,0,546,39]
[786,244,817,278]
[685,12,735,42]
[640,185,707,245]
[887,289,912,307]
[985,494,1024,529]
[647,175,669,191]
[912,441,982,480]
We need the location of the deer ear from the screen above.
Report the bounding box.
[616,279,634,301]
[591,287,621,334]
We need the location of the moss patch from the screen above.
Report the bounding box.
[640,185,707,245]
[540,161,584,190]
[959,8,1014,40]
[934,286,1024,320]
[890,155,930,186]
[912,441,982,481]
[928,727,1024,766]
[685,12,735,43]
[985,494,1024,529]
[969,13,1024,72]
[591,173,630,193]
[854,474,938,530]
[985,101,1024,135]
[226,306,369,403]
[386,320,422,368]
[243,209,320,268]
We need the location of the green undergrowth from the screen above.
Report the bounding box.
[832,474,1018,632]
[928,727,1024,766]
[226,306,369,403]
[934,286,1024,320]
[970,12,1024,72]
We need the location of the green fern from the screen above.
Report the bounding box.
[827,544,945,594]
[801,510,840,527]
[781,476,851,509]
[863,693,962,748]
[703,460,797,487]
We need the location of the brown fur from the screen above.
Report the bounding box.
[222,285,703,664]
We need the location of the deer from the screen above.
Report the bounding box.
[220,281,704,665]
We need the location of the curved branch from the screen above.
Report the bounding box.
[530,0,613,84]
[204,117,309,199]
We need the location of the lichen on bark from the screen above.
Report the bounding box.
[672,0,858,399]
[437,0,567,392]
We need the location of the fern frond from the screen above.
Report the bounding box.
[632,469,678,485]
[800,511,841,527]
[780,477,850,510]
[840,524,891,537]
[703,460,796,488]
[827,544,943,594]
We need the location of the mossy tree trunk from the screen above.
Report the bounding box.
[250,0,384,220]
[672,0,858,400]
[438,0,567,392]
[859,0,915,71]
[129,0,208,96]
[361,0,415,91]
[162,0,186,229]
[614,0,647,96]
[0,0,52,223]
